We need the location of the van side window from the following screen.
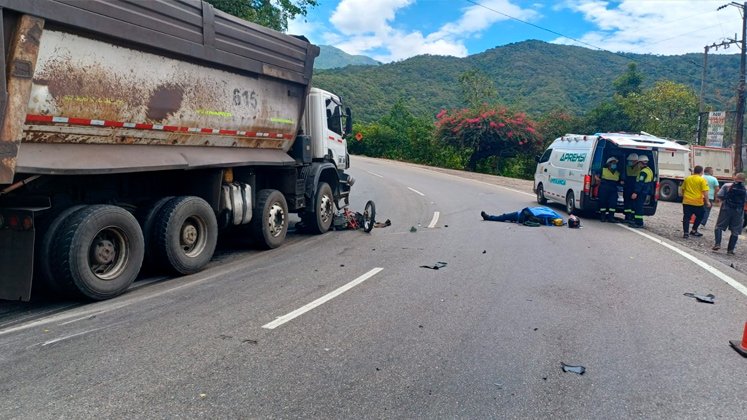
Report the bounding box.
[539,148,552,163]
[591,141,606,173]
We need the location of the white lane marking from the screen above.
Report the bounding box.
[262,267,384,330]
[408,187,425,196]
[366,170,384,178]
[428,211,440,228]
[622,225,747,297]
[58,313,101,326]
[40,327,105,347]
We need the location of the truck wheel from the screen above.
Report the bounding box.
[536,183,548,204]
[302,182,334,234]
[250,189,288,249]
[135,196,174,267]
[152,196,218,274]
[659,180,678,202]
[37,205,86,294]
[51,205,144,300]
[566,191,577,215]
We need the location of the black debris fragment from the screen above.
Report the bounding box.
[561,363,586,375]
[241,339,258,345]
[482,250,487,254]
[410,226,418,232]
[684,292,715,304]
[420,261,447,270]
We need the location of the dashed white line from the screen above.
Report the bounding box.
[622,225,747,297]
[262,267,384,329]
[428,211,440,228]
[366,170,384,178]
[408,187,425,196]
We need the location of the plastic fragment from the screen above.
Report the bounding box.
[561,362,585,375]
[410,226,417,232]
[420,261,447,270]
[684,292,715,304]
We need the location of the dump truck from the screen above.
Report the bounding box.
[0,0,354,301]
[657,145,734,201]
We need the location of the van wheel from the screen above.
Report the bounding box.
[659,180,678,202]
[536,183,548,204]
[566,191,577,215]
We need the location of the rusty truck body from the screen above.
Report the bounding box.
[0,0,353,301]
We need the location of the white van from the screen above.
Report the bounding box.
[534,133,689,216]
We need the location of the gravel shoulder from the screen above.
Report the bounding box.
[365,157,746,275]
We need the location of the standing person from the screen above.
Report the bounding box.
[681,165,711,238]
[629,155,653,228]
[699,166,720,229]
[595,157,622,222]
[623,153,640,222]
[712,172,746,255]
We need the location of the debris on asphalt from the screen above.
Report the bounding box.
[374,219,391,228]
[420,261,447,270]
[482,250,487,254]
[241,339,258,345]
[561,363,586,375]
[410,226,418,232]
[684,292,716,304]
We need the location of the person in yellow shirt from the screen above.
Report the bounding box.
[681,165,711,238]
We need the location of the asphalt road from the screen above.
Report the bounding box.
[1,156,747,419]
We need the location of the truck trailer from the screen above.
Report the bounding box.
[657,144,734,201]
[0,0,354,301]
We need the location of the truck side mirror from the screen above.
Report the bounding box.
[344,107,352,135]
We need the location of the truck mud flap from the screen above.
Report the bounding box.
[0,211,34,301]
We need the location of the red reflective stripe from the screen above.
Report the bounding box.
[24,114,288,140]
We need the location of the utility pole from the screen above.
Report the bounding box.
[720,2,747,172]
[700,37,740,146]
[698,45,709,145]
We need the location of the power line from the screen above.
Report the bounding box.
[464,0,739,103]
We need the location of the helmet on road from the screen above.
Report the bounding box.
[638,155,650,163]
[626,153,639,162]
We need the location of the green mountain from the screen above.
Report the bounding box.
[315,45,380,69]
[312,40,740,123]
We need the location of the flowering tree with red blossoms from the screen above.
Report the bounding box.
[434,107,543,172]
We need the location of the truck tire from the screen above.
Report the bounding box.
[250,189,288,249]
[302,182,334,234]
[135,196,174,267]
[536,183,548,204]
[51,205,144,300]
[566,190,577,215]
[659,180,678,202]
[152,196,218,274]
[37,205,86,294]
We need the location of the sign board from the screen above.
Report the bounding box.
[706,111,726,147]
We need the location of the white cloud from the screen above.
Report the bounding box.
[321,0,539,62]
[557,0,743,55]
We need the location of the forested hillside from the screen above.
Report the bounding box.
[312,40,740,123]
[315,45,380,69]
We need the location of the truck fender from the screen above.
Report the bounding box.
[305,162,341,202]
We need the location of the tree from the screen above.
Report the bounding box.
[582,100,633,133]
[205,0,317,32]
[459,69,498,109]
[536,109,584,147]
[613,63,643,98]
[434,106,542,172]
[620,80,698,140]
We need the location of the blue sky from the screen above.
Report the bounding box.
[288,1,744,62]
